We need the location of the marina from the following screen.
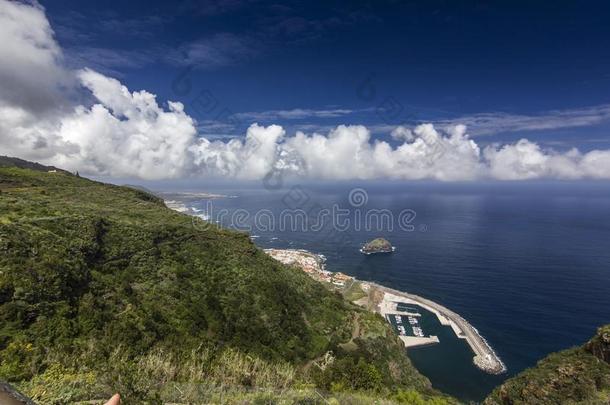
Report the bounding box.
[261,247,506,375]
[376,285,506,374]
[381,294,440,348]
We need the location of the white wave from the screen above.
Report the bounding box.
[164,200,189,213]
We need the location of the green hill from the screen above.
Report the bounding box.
[485,325,610,404]
[0,163,450,404]
[0,156,69,174]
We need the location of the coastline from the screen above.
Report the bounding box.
[371,283,506,375]
[263,247,506,375]
[359,246,396,255]
[163,197,507,376]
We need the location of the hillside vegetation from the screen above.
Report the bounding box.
[0,162,451,404]
[485,325,610,405]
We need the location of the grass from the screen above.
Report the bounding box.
[5,161,606,404]
[0,165,451,404]
[343,282,367,303]
[485,325,610,405]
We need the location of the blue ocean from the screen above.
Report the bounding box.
[162,181,610,402]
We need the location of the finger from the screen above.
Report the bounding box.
[104,393,120,405]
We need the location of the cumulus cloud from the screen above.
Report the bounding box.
[0,0,71,113]
[390,126,414,142]
[483,140,610,180]
[49,69,198,178]
[0,0,609,181]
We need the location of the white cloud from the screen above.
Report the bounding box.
[436,105,610,136]
[283,123,478,181]
[0,0,71,113]
[50,69,198,179]
[0,0,609,182]
[390,126,414,142]
[166,33,258,68]
[190,123,286,179]
[235,108,359,121]
[484,140,610,180]
[64,46,156,76]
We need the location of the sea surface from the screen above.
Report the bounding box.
[160,180,610,402]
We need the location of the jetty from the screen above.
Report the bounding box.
[398,335,440,348]
[380,294,440,348]
[374,283,506,374]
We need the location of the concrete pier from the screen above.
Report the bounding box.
[376,285,506,375]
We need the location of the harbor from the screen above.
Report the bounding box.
[375,284,506,375]
[381,292,440,348]
[263,248,506,375]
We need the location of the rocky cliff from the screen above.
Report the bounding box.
[485,325,610,404]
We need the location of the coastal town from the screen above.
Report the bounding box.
[163,198,507,375]
[264,249,356,287]
[264,247,506,375]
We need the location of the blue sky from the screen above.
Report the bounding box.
[2,0,610,181]
[42,0,610,151]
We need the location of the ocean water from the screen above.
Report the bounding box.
[162,181,610,402]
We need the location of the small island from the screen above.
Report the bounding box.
[360,238,395,254]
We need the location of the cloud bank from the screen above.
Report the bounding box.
[0,0,609,181]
